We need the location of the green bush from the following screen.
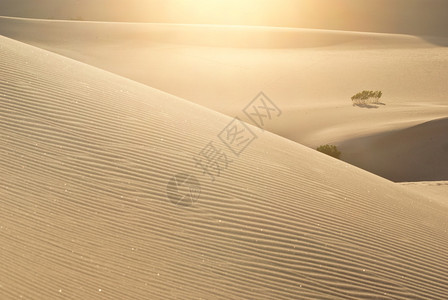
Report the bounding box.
[351,90,383,105]
[316,144,341,159]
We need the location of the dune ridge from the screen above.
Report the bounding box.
[1,0,448,37]
[2,17,447,154]
[0,16,433,49]
[1,35,448,299]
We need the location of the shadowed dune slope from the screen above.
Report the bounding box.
[339,118,448,182]
[1,36,448,299]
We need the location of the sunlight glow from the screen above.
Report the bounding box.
[163,0,287,26]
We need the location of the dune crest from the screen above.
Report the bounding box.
[0,16,433,49]
[1,36,448,299]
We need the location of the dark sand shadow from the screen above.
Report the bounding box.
[353,103,379,109]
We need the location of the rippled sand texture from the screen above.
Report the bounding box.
[1,36,448,299]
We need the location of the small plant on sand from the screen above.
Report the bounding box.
[316,144,341,159]
[351,90,383,106]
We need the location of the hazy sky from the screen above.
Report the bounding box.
[1,0,448,36]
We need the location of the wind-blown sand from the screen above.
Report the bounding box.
[1,35,448,299]
[1,16,447,181]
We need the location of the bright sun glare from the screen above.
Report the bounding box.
[164,0,285,26]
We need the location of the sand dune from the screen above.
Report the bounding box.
[1,0,448,37]
[339,117,448,181]
[2,16,447,181]
[401,181,448,208]
[1,35,448,299]
[2,16,447,110]
[0,16,431,49]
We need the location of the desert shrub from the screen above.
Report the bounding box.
[316,144,341,159]
[351,90,382,105]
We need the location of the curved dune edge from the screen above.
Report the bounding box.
[1,36,448,299]
[0,16,433,49]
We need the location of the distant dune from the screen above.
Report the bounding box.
[1,16,447,181]
[1,0,448,37]
[0,16,432,49]
[340,118,448,181]
[1,34,448,299]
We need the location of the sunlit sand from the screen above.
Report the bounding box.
[1,2,447,299]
